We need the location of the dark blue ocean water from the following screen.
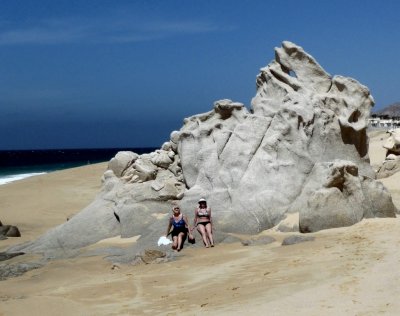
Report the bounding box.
[0,148,156,185]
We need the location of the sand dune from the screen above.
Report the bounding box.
[1,132,400,315]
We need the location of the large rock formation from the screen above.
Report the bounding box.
[9,41,396,258]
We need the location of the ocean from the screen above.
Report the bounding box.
[0,148,156,185]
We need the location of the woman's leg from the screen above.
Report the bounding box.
[177,232,185,251]
[197,224,210,247]
[205,223,214,246]
[172,235,178,250]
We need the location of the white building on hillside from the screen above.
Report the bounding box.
[368,117,400,129]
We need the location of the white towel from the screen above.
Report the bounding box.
[157,236,172,246]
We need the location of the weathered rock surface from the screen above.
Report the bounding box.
[375,129,400,178]
[107,151,138,177]
[383,129,400,155]
[241,236,276,246]
[282,235,315,246]
[377,159,400,179]
[0,252,24,262]
[8,41,397,259]
[132,249,167,265]
[0,261,42,281]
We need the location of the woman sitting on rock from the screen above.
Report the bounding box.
[192,198,214,248]
[165,205,192,252]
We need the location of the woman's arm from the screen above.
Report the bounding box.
[183,215,192,232]
[165,218,172,236]
[192,209,198,230]
[209,208,213,229]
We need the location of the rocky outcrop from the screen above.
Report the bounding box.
[8,41,396,259]
[377,156,400,179]
[0,221,21,238]
[131,249,167,265]
[0,261,42,281]
[176,42,395,234]
[376,129,400,178]
[281,235,315,246]
[383,129,400,155]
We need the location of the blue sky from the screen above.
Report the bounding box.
[1,0,399,149]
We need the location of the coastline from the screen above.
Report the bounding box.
[0,172,47,186]
[0,147,157,186]
[0,162,107,249]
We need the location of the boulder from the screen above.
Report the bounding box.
[0,225,21,237]
[376,159,400,179]
[107,151,138,177]
[5,226,21,237]
[150,150,174,169]
[375,130,400,178]
[383,129,400,155]
[294,160,395,232]
[8,41,397,260]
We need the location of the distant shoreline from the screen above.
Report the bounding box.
[0,147,157,186]
[0,172,47,185]
[0,147,157,167]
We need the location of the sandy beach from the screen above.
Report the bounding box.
[1,131,400,315]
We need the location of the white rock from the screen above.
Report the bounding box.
[107,151,138,177]
[133,158,157,181]
[151,151,173,169]
[161,142,172,151]
[386,154,398,160]
[170,131,180,144]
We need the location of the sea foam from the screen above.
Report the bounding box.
[0,172,46,185]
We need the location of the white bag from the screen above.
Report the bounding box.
[157,236,172,246]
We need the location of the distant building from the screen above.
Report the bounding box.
[368,116,400,129]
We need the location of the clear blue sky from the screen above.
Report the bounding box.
[1,0,399,149]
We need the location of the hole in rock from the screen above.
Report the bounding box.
[288,70,297,78]
[348,110,361,123]
[339,122,368,157]
[327,176,345,192]
[335,81,346,92]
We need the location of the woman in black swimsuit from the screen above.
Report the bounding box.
[165,205,192,251]
[191,198,214,248]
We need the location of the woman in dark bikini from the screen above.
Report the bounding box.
[165,205,192,251]
[191,198,214,248]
